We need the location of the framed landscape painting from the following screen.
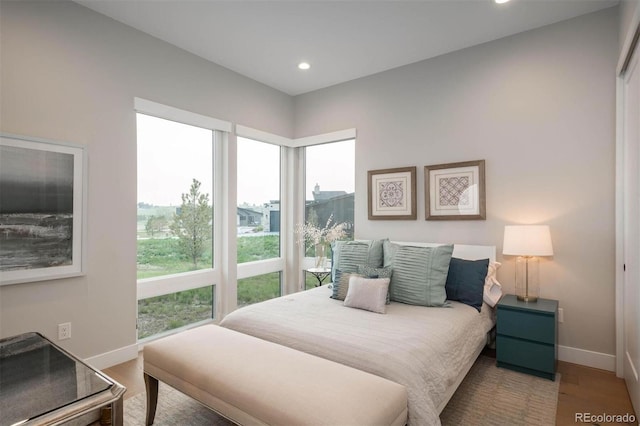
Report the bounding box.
[425,160,486,220]
[368,166,417,220]
[0,134,86,285]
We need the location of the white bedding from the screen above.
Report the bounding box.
[220,285,495,426]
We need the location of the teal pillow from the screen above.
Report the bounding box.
[331,239,385,282]
[384,241,454,307]
[445,258,489,312]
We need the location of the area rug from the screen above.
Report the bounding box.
[123,384,233,426]
[440,356,560,425]
[124,356,559,425]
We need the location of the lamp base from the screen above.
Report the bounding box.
[515,256,540,303]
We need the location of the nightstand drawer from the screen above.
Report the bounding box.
[497,308,555,344]
[496,335,555,373]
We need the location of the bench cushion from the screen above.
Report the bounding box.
[144,324,407,426]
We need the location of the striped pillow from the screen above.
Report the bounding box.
[331,269,362,300]
[331,239,385,282]
[384,241,454,307]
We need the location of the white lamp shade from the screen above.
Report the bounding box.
[503,225,554,256]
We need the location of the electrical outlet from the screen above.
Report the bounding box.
[58,322,71,340]
[558,308,564,323]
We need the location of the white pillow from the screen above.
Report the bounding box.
[344,276,390,314]
[483,261,503,307]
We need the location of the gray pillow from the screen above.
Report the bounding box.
[383,241,454,307]
[357,265,392,304]
[331,269,362,300]
[357,264,392,279]
[331,239,386,282]
[344,276,390,314]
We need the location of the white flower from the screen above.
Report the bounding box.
[295,214,348,247]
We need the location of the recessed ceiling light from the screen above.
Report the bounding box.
[494,0,510,3]
[298,62,311,70]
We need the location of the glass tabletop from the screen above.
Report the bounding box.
[0,332,113,426]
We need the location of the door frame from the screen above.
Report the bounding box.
[617,5,640,379]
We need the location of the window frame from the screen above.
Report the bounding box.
[134,98,230,338]
[300,138,356,271]
[236,125,356,295]
[134,99,356,341]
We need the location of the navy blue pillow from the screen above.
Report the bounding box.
[445,258,489,312]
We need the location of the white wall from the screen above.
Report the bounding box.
[0,1,621,368]
[0,1,293,359]
[294,9,618,362]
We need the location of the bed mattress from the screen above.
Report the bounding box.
[220,285,495,425]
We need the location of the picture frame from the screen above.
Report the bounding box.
[425,160,486,220]
[368,166,417,220]
[0,133,87,285]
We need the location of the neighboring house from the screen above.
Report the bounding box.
[306,189,354,239]
[311,183,346,202]
[237,207,262,227]
[265,201,280,233]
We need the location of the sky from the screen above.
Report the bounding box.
[137,114,354,207]
[304,140,355,200]
[137,114,214,206]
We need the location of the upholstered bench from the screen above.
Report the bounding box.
[143,324,408,426]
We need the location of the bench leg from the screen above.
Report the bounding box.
[144,373,159,426]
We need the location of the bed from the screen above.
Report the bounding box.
[220,242,497,426]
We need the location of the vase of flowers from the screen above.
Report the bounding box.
[295,215,347,269]
[314,243,327,269]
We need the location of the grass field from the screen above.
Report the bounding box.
[137,286,213,339]
[137,234,284,277]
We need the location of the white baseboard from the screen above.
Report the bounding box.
[83,342,615,374]
[558,344,616,372]
[84,343,139,370]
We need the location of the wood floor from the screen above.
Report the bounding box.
[103,353,638,425]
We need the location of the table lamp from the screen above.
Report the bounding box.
[502,225,553,302]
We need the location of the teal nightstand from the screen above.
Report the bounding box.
[496,294,558,381]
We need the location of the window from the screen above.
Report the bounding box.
[137,114,214,278]
[134,100,355,335]
[136,101,227,341]
[236,137,281,262]
[236,137,282,305]
[304,140,355,289]
[237,272,281,307]
[137,285,213,339]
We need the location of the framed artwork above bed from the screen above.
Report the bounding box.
[425,160,486,221]
[367,166,417,220]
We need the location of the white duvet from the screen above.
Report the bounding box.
[220,285,495,426]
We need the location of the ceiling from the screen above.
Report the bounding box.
[75,0,618,96]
